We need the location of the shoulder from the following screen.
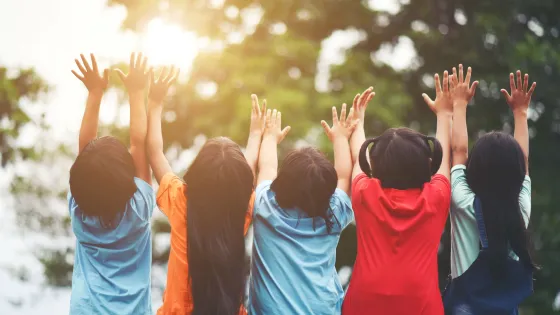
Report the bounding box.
[423,174,451,210]
[254,180,274,215]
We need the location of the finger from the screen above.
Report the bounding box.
[465,67,472,85]
[265,109,272,127]
[470,81,479,97]
[509,73,515,91]
[114,69,126,82]
[422,93,435,110]
[516,70,522,90]
[164,66,175,83]
[130,52,135,69]
[452,67,458,85]
[527,82,536,97]
[71,70,84,82]
[353,93,360,109]
[277,111,282,129]
[141,56,149,72]
[366,92,375,103]
[346,107,355,123]
[102,69,109,84]
[500,89,511,100]
[361,87,374,106]
[251,94,258,115]
[149,67,155,85]
[135,52,143,69]
[90,54,99,74]
[261,99,267,117]
[75,59,86,75]
[340,103,347,123]
[523,74,529,93]
[434,73,441,94]
[332,106,339,124]
[158,67,170,83]
[280,126,291,142]
[80,54,92,72]
[272,109,278,126]
[167,69,179,86]
[459,64,464,83]
[443,71,449,92]
[321,120,332,135]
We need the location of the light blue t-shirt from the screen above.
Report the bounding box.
[68,178,155,315]
[450,165,532,279]
[248,180,354,315]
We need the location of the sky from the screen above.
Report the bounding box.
[0,0,414,314]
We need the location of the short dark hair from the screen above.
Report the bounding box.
[69,136,137,226]
[359,127,442,189]
[271,147,338,233]
[466,131,537,272]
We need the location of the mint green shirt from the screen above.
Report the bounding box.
[450,165,531,278]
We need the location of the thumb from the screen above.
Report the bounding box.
[114,69,126,82]
[320,120,331,135]
[279,126,291,142]
[470,81,479,96]
[500,89,511,100]
[103,69,110,83]
[349,119,360,133]
[422,93,436,111]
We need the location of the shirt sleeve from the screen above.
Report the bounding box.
[68,191,77,217]
[254,180,273,215]
[450,165,475,213]
[330,189,354,230]
[134,178,156,220]
[519,176,532,227]
[244,192,256,235]
[351,173,369,210]
[156,172,187,219]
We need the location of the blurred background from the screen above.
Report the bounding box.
[0,0,559,314]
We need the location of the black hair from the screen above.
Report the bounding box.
[69,136,136,227]
[271,147,338,233]
[184,137,254,315]
[466,131,537,273]
[359,127,442,189]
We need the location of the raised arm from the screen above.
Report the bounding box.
[450,64,479,166]
[256,109,290,185]
[500,70,536,175]
[422,71,453,179]
[146,66,179,183]
[115,53,151,183]
[350,87,374,180]
[71,54,109,154]
[321,104,359,195]
[245,94,266,180]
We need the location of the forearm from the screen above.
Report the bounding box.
[435,113,452,179]
[451,104,468,166]
[257,136,278,184]
[513,110,529,174]
[245,132,263,179]
[129,92,148,146]
[78,91,103,153]
[351,122,366,179]
[147,101,172,183]
[333,137,352,195]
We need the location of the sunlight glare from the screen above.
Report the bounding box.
[141,18,200,71]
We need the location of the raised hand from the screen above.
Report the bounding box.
[422,71,453,115]
[321,104,359,141]
[250,94,267,135]
[351,86,375,121]
[501,70,536,114]
[264,109,290,144]
[149,66,179,104]
[72,54,109,93]
[115,52,150,93]
[451,64,478,105]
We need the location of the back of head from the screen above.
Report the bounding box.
[184,137,254,315]
[69,136,136,226]
[271,147,338,233]
[466,131,536,273]
[359,127,442,189]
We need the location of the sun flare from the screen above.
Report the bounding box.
[141,18,199,71]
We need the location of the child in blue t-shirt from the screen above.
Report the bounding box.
[249,105,357,315]
[68,53,156,315]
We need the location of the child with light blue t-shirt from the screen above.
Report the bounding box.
[444,66,538,314]
[249,104,358,315]
[68,53,155,315]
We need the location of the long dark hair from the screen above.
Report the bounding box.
[271,147,338,233]
[358,128,442,189]
[69,136,136,227]
[184,137,254,315]
[466,131,537,273]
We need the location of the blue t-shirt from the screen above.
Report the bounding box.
[248,180,354,315]
[68,178,155,315]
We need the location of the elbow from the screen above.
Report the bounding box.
[451,144,468,156]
